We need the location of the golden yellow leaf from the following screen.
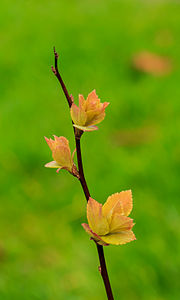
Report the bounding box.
[73,124,98,132]
[81,223,108,246]
[110,214,134,233]
[103,190,132,222]
[101,230,136,245]
[82,190,136,246]
[87,198,109,236]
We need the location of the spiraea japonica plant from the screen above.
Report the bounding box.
[44,48,136,300]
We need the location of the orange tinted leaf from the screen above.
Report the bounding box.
[53,135,69,147]
[52,145,72,170]
[44,137,54,151]
[86,90,100,109]
[44,136,75,174]
[70,103,87,126]
[79,94,86,109]
[71,90,109,129]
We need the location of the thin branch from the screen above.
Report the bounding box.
[52,47,72,108]
[76,138,114,300]
[75,138,90,200]
[97,243,114,299]
[52,48,114,300]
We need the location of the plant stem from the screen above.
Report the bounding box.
[52,48,114,300]
[76,138,114,300]
[97,243,114,299]
[52,47,72,108]
[75,138,90,200]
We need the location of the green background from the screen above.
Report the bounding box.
[0,0,180,299]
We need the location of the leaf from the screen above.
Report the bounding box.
[101,230,136,245]
[73,124,98,132]
[52,145,72,170]
[87,198,109,236]
[85,90,101,112]
[45,161,62,168]
[53,135,69,147]
[103,190,133,221]
[78,94,86,109]
[44,136,75,173]
[44,137,54,151]
[71,90,109,128]
[70,103,87,126]
[81,223,109,246]
[110,214,134,233]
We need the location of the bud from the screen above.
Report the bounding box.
[82,190,136,246]
[44,135,79,177]
[70,90,109,132]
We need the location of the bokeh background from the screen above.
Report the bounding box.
[0,0,180,299]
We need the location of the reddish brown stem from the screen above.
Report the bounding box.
[76,138,114,300]
[52,47,72,108]
[97,243,114,299]
[52,48,114,300]
[75,138,90,200]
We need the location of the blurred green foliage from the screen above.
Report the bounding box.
[0,0,180,299]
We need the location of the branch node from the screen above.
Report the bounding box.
[51,66,57,75]
[53,46,59,59]
[72,164,80,179]
[74,128,83,139]
[98,266,102,274]
[70,94,74,103]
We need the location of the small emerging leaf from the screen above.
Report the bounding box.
[44,136,79,178]
[70,90,109,131]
